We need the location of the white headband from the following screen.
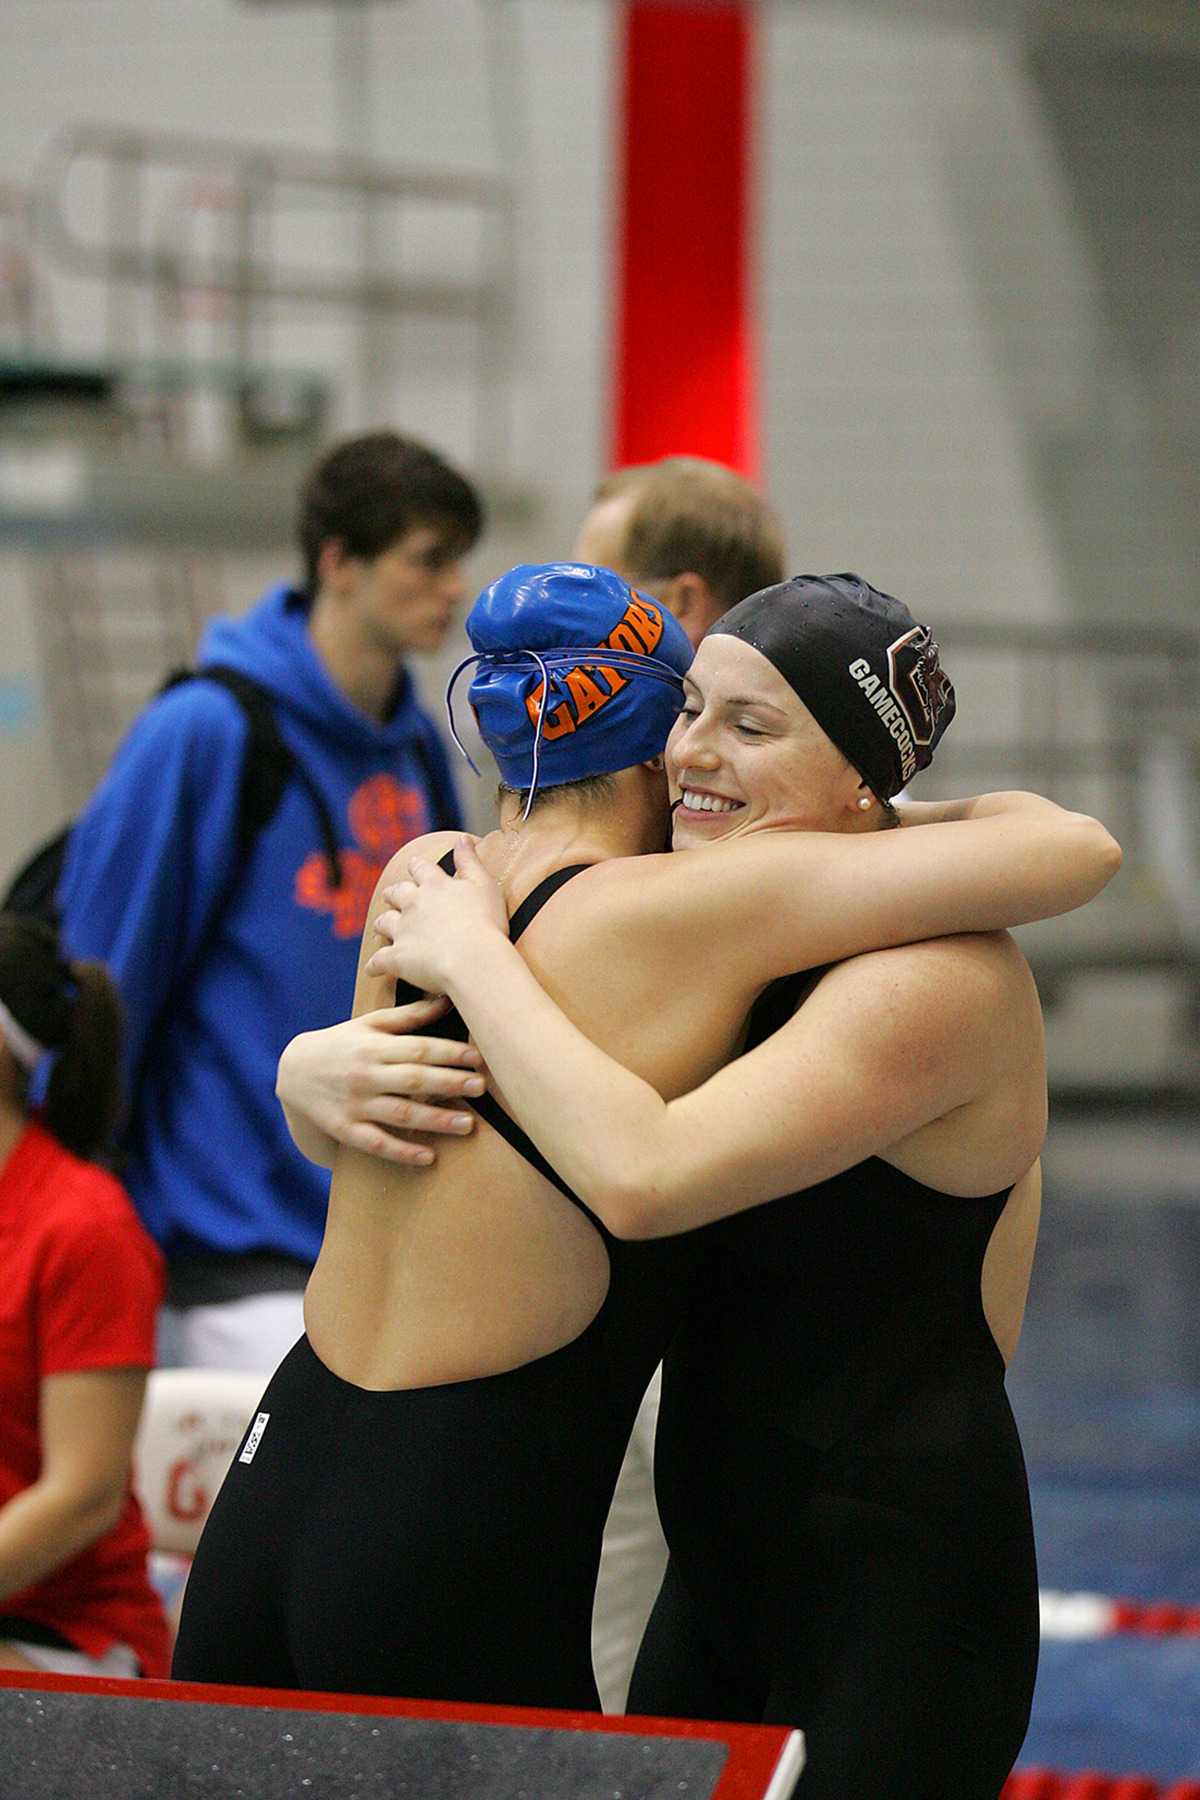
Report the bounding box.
[0,998,48,1070]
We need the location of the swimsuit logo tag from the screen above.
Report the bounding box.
[239,1413,270,1465]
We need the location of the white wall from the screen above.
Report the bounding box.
[0,0,619,848]
[0,0,1135,860]
[759,6,1095,624]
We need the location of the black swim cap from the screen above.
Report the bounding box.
[706,573,955,800]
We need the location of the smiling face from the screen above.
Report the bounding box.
[667,634,872,850]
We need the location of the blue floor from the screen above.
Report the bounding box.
[1006,1112,1200,1782]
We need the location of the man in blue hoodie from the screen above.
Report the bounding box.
[57,430,483,1374]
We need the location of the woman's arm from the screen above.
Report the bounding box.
[893,791,1094,828]
[277,828,489,1167]
[277,998,485,1169]
[674,792,1122,983]
[0,1369,146,1603]
[352,791,1116,1180]
[377,854,1046,1236]
[374,792,1121,1006]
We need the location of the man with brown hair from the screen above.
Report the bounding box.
[57,430,483,1378]
[575,455,785,649]
[572,455,785,1703]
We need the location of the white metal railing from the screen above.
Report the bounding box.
[30,120,518,473]
[921,620,1200,1028]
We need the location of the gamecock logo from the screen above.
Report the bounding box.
[886,627,955,747]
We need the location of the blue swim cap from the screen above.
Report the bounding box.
[447,563,693,803]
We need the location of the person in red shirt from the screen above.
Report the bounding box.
[0,913,168,1678]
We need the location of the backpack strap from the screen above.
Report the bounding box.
[102,666,342,1116]
[379,666,463,835]
[160,665,343,887]
[0,826,73,928]
[1,665,349,934]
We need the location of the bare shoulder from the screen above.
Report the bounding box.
[813,930,1038,1014]
[529,852,661,932]
[376,830,465,893]
[527,838,804,946]
[515,851,758,1091]
[515,853,671,1005]
[836,935,1047,1192]
[777,933,1043,1118]
[517,847,756,985]
[352,830,465,1013]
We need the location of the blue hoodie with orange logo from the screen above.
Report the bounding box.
[57,582,462,1269]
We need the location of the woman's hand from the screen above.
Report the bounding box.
[276,997,486,1168]
[366,835,511,994]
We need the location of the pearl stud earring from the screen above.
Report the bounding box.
[858,796,872,812]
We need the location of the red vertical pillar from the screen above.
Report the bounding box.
[613,0,757,476]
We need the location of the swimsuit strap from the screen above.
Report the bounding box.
[508,861,591,940]
[742,967,828,1052]
[471,859,597,1215]
[429,849,592,936]
[466,1089,582,1208]
[396,855,605,1226]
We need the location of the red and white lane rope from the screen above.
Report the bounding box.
[1003,1774,1200,1798]
[1040,1591,1200,1639]
[1000,1594,1200,1796]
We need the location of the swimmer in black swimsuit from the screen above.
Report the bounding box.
[627,978,1039,1796]
[347,575,1118,1790]
[174,563,700,1703]
[174,858,688,1705]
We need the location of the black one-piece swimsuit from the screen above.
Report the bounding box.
[173,862,692,1710]
[627,973,1040,1800]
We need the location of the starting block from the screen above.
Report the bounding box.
[0,1669,804,1799]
